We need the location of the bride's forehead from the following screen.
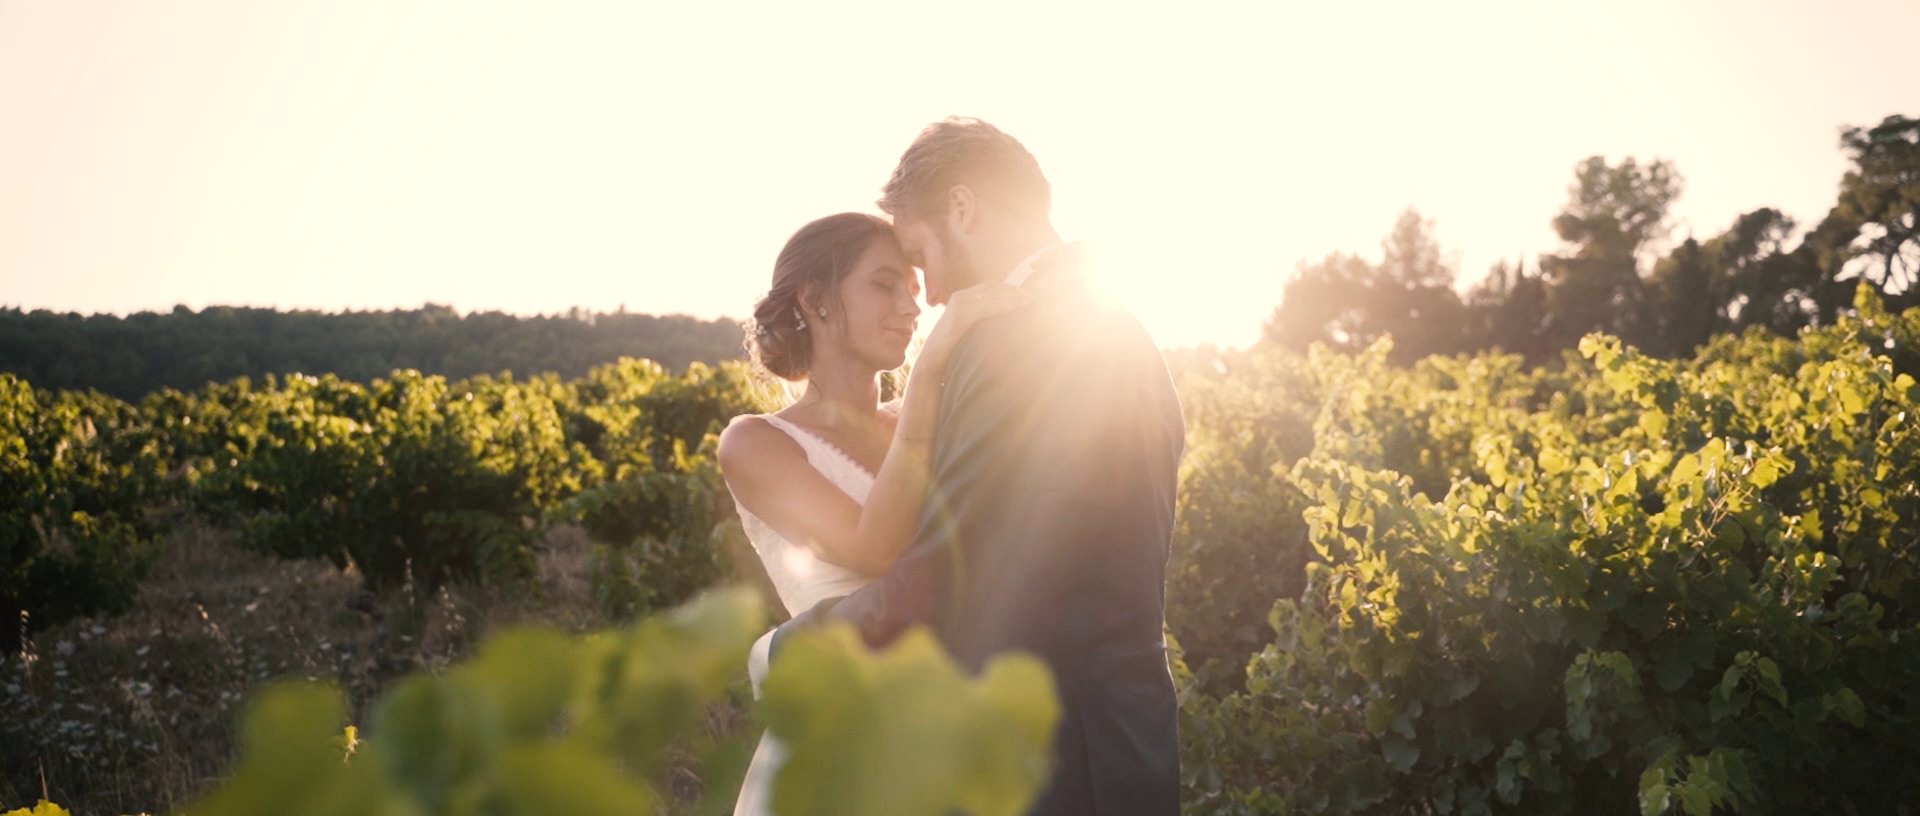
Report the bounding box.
[862,242,911,272]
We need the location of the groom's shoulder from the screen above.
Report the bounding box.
[947,296,1162,385]
[988,297,1157,357]
[1055,298,1162,363]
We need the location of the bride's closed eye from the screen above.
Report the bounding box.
[870,267,917,298]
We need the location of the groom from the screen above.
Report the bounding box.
[771,117,1184,815]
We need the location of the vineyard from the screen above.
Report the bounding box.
[4,284,1918,815]
[1170,283,1919,814]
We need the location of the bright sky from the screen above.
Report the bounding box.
[3,1,1916,349]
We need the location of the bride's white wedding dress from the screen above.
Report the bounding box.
[729,412,878,816]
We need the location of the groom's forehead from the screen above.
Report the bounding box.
[890,220,928,259]
[895,211,939,234]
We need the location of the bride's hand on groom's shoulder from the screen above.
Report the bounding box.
[920,282,1033,374]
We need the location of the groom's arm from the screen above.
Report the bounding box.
[768,323,1023,656]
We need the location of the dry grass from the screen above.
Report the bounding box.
[0,522,757,815]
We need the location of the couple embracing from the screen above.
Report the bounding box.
[719,117,1184,816]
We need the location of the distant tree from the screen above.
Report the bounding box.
[1638,116,1919,354]
[1539,157,1683,350]
[1262,119,1920,367]
[1462,257,1552,363]
[0,306,747,400]
[1708,208,1822,335]
[1263,208,1467,364]
[1264,252,1376,353]
[1827,115,1920,313]
[1643,237,1722,357]
[1379,206,1453,289]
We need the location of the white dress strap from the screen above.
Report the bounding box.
[745,414,876,503]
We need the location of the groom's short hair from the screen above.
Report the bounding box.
[879,117,1051,224]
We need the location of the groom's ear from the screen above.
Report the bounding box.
[946,184,978,235]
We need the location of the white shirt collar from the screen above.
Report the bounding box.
[1004,242,1064,288]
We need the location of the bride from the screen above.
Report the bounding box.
[717,211,1030,815]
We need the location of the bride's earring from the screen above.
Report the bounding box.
[793,306,807,332]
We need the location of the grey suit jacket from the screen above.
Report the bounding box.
[772,252,1185,815]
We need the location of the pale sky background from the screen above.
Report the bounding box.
[3,1,1917,349]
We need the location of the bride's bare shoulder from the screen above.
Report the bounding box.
[717,414,804,478]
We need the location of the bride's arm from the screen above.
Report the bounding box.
[715,369,937,577]
[830,363,942,571]
[719,418,880,572]
[717,283,1030,576]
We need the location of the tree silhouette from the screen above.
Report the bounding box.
[1830,115,1920,312]
[1539,156,1683,351]
[0,306,746,400]
[1264,208,1468,364]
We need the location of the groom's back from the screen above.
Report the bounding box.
[937,294,1182,665]
[926,289,1184,814]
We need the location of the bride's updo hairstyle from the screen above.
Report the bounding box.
[747,212,897,381]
